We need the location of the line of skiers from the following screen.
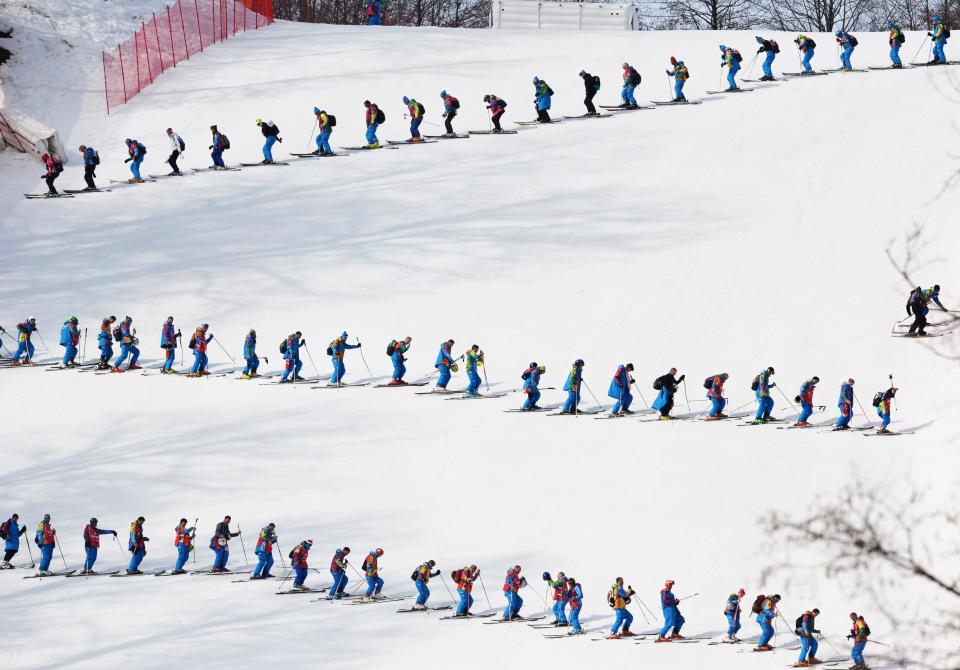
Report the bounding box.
[0,512,878,667]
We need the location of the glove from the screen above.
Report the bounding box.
[928,32,933,36]
[124,157,132,163]
[846,634,853,639]
[144,537,150,542]
[41,174,47,178]
[678,374,686,382]
[757,47,763,53]
[208,145,213,149]
[300,339,306,346]
[357,342,362,348]
[278,137,283,143]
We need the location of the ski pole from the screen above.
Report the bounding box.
[889,373,897,409]
[24,535,35,566]
[81,328,87,365]
[582,380,602,411]
[629,594,651,625]
[867,639,891,647]
[678,592,700,601]
[635,594,659,620]
[305,118,317,152]
[525,582,547,609]
[275,539,287,570]
[817,632,845,657]
[237,526,250,567]
[478,574,494,610]
[302,343,321,380]
[854,394,874,425]
[795,45,803,68]
[682,378,691,412]
[482,361,490,392]
[719,63,725,90]
[178,331,185,371]
[631,380,650,409]
[746,52,760,79]
[211,335,237,365]
[665,73,672,99]
[114,533,127,565]
[192,518,198,564]
[439,573,458,603]
[774,385,799,413]
[487,107,492,132]
[357,339,372,377]
[56,537,69,570]
[730,399,754,414]
[35,330,53,356]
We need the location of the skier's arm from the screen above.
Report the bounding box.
[932,294,946,310]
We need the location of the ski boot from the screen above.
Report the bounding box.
[128,364,142,370]
[606,633,622,640]
[620,630,637,638]
[669,633,685,640]
[655,636,672,642]
[659,415,674,421]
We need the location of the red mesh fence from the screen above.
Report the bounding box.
[103,0,274,114]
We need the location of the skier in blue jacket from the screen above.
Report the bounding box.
[59,316,80,367]
[10,317,37,365]
[797,608,821,665]
[561,359,584,414]
[753,366,776,423]
[160,316,178,374]
[533,77,553,123]
[78,144,99,190]
[522,362,545,411]
[835,30,857,70]
[242,329,259,378]
[608,577,635,638]
[435,339,456,390]
[209,125,227,168]
[657,579,686,641]
[755,594,781,650]
[795,376,819,426]
[126,517,148,574]
[256,119,281,164]
[329,331,360,385]
[34,514,57,575]
[123,139,145,183]
[724,588,745,641]
[930,15,949,65]
[113,316,141,372]
[388,336,411,384]
[720,45,742,90]
[81,518,117,574]
[464,344,484,397]
[280,332,304,382]
[755,36,779,81]
[608,363,635,415]
[835,378,855,430]
[188,324,213,376]
[2,514,28,568]
[97,316,116,370]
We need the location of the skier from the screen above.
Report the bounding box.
[97,316,116,369]
[366,0,382,25]
[290,539,313,590]
[327,546,351,599]
[795,608,821,667]
[363,100,382,149]
[160,316,179,374]
[403,96,425,142]
[435,339,456,390]
[561,359,585,414]
[706,372,729,419]
[608,363,635,415]
[59,316,80,367]
[847,612,870,669]
[113,316,141,372]
[1,514,27,569]
[210,516,240,572]
[887,21,906,68]
[579,70,601,114]
[723,588,746,642]
[172,519,195,575]
[10,317,37,365]
[38,152,64,195]
[795,376,820,426]
[544,571,569,625]
[483,94,507,132]
[328,331,360,385]
[454,565,479,616]
[665,57,689,102]
[621,62,641,109]
[78,144,99,190]
[874,386,898,433]
[412,559,441,610]
[34,514,57,575]
[123,139,146,183]
[752,366,776,423]
[256,119,281,164]
[532,77,553,123]
[280,331,304,382]
[656,579,686,641]
[166,127,185,175]
[501,565,526,620]
[521,362,545,411]
[187,324,213,377]
[652,368,685,419]
[126,516,148,575]
[755,36,780,81]
[720,45,743,90]
[441,90,460,135]
[313,108,335,155]
[930,15,949,65]
[209,125,228,168]
[81,518,117,574]
[242,329,259,378]
[464,344,484,397]
[608,577,635,638]
[566,577,584,635]
[362,547,385,600]
[835,30,858,71]
[906,284,946,336]
[794,35,817,73]
[387,336,411,384]
[252,523,277,579]
[755,593,781,650]
[835,378,855,430]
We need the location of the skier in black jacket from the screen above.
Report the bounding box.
[653,368,685,419]
[579,70,600,115]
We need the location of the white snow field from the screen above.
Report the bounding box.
[2,8,960,670]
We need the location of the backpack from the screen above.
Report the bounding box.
[499,98,508,108]
[279,340,287,354]
[807,38,817,48]
[386,340,397,355]
[220,134,231,150]
[872,391,883,408]
[732,49,743,62]
[945,29,952,39]
[288,547,296,560]
[521,369,532,381]
[769,40,780,53]
[137,142,147,156]
[751,594,766,614]
[451,569,463,583]
[607,590,616,608]
[679,65,690,80]
[188,335,196,350]
[896,29,906,44]
[592,75,601,91]
[92,150,101,166]
[628,69,641,86]
[848,35,858,47]
[861,622,871,637]
[177,136,186,151]
[326,343,334,356]
[51,158,64,174]
[795,614,805,635]
[410,569,419,581]
[751,376,760,391]
[328,114,337,127]
[703,376,714,390]
[450,97,460,109]
[0,521,8,540]
[113,326,123,342]
[653,377,663,390]
[545,85,554,96]
[418,103,427,115]
[375,108,386,124]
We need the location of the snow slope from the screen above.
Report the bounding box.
[2,14,960,670]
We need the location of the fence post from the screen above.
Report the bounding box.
[141,22,153,83]
[118,43,128,104]
[103,51,111,114]
[194,0,203,51]
[178,0,189,60]
[211,0,216,44]
[243,0,247,31]
[153,14,165,72]
[167,7,177,67]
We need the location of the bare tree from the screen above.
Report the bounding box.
[663,0,755,29]
[753,0,873,31]
[272,0,491,27]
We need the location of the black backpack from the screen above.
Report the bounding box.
[703,376,714,390]
[451,568,463,583]
[188,335,196,350]
[220,134,231,150]
[592,75,601,91]
[375,108,386,123]
[628,70,641,85]
[751,594,765,614]
[848,35,859,46]
[872,391,883,408]
[521,369,532,381]
[137,142,147,156]
[794,614,805,635]
[177,136,186,151]
[386,340,397,355]
[807,38,817,49]
[279,340,287,354]
[499,98,508,107]
[418,103,427,115]
[896,30,906,44]
[653,377,663,390]
[751,376,760,391]
[450,97,460,109]
[945,28,952,39]
[92,150,101,166]
[410,569,419,581]
[328,114,337,127]
[732,49,743,62]
[113,326,123,342]
[545,84,554,96]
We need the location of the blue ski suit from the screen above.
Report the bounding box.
[281,335,303,382]
[757,598,777,646]
[798,611,819,663]
[329,332,359,384]
[610,584,634,634]
[721,46,742,88]
[608,365,633,414]
[836,32,856,70]
[243,332,259,375]
[836,382,854,428]
[724,593,742,636]
[465,349,483,396]
[114,321,140,369]
[755,369,775,420]
[522,366,541,410]
[390,340,409,381]
[435,341,454,388]
[60,320,80,365]
[798,378,817,423]
[659,587,685,637]
[160,321,177,372]
[562,364,582,413]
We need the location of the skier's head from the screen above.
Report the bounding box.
[557,571,565,579]
[622,62,629,69]
[615,576,623,585]
[342,547,351,555]
[566,577,575,585]
[402,96,410,104]
[255,118,263,126]
[625,363,634,371]
[470,344,479,351]
[447,339,455,346]
[124,138,132,145]
[305,539,313,547]
[223,515,231,522]
[720,373,729,380]
[719,44,727,51]
[428,559,435,567]
[737,588,745,596]
[529,361,538,369]
[375,547,384,556]
[812,608,820,615]
[89,517,98,526]
[249,328,256,336]
[847,378,854,385]
[533,76,540,84]
[886,20,894,28]
[166,316,173,324]
[69,316,78,324]
[363,100,371,108]
[934,15,942,22]
[849,612,858,621]
[179,518,188,525]
[210,125,218,131]
[43,514,50,521]
[124,316,132,324]
[772,594,781,602]
[767,366,775,374]
[341,331,348,339]
[483,94,491,102]
[542,571,550,581]
[574,359,584,367]
[934,284,941,292]
[403,336,412,344]
[41,152,50,162]
[201,323,209,330]
[755,36,762,43]
[670,56,677,65]
[314,107,321,115]
[166,128,173,135]
[514,565,521,573]
[267,523,275,530]
[78,145,86,153]
[10,514,18,521]
[294,331,302,338]
[670,367,677,375]
[665,579,675,588]
[578,70,586,77]
[834,29,842,37]
[28,316,36,323]
[440,90,447,98]
[136,516,145,523]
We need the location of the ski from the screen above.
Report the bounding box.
[65,570,121,577]
[468,130,518,135]
[594,412,646,420]
[386,139,438,146]
[705,88,754,94]
[867,65,913,70]
[338,145,399,151]
[192,167,241,172]
[231,575,278,582]
[892,331,952,338]
[502,407,552,413]
[423,134,470,139]
[45,363,98,371]
[346,595,412,605]
[439,612,497,620]
[651,100,703,105]
[288,152,348,158]
[397,605,453,613]
[276,587,326,594]
[547,410,601,416]
[445,392,509,400]
[561,113,615,120]
[108,178,158,183]
[544,631,590,638]
[261,378,320,385]
[782,71,830,77]
[147,173,189,179]
[310,382,374,389]
[414,389,462,395]
[155,570,188,577]
[23,570,77,579]
[109,571,155,578]
[239,162,290,167]
[373,382,429,388]
[64,188,112,194]
[599,105,654,111]
[741,78,781,83]
[515,119,562,126]
[483,615,546,624]
[863,430,913,436]
[24,193,75,199]
[823,68,869,73]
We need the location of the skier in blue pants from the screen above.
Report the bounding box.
[252,523,277,579]
[35,515,57,574]
[11,317,37,364]
[930,16,948,65]
[755,594,781,649]
[562,359,584,414]
[621,63,641,108]
[797,608,821,665]
[160,316,179,373]
[657,580,686,641]
[753,366,776,423]
[666,57,689,101]
[173,519,195,574]
[521,362,544,410]
[795,376,819,426]
[113,317,141,371]
[835,378,855,429]
[608,363,634,415]
[608,577,635,638]
[362,548,384,599]
[328,331,360,385]
[126,517,148,575]
[81,518,116,573]
[210,516,239,572]
[501,566,525,619]
[388,337,411,384]
[724,589,745,641]
[413,560,441,610]
[280,332,304,382]
[2,514,27,569]
[755,36,779,81]
[313,108,334,155]
[795,35,816,72]
[242,329,259,378]
[97,316,116,369]
[327,547,351,598]
[836,31,857,70]
[59,316,80,366]
[256,119,281,164]
[567,577,583,634]
[123,139,145,182]
[435,339,456,389]
[706,373,728,419]
[876,387,897,432]
[543,571,569,624]
[887,22,905,68]
[848,613,870,667]
[209,125,227,168]
[455,566,478,616]
[720,45,742,90]
[464,344,484,397]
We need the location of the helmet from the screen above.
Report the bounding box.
[440,90,447,98]
[934,14,942,22]
[255,118,263,125]
[529,361,538,368]
[737,588,745,596]
[542,571,551,580]
[483,94,491,102]
[578,69,585,76]
[622,62,629,68]
[376,547,384,556]
[670,56,677,65]
[574,359,584,366]
[719,44,727,51]
[665,579,675,587]
[313,107,321,114]
[886,20,894,28]
[402,96,410,104]
[428,559,436,567]
[625,363,634,371]
[69,316,78,324]
[363,100,370,106]
[166,127,173,134]
[28,315,36,321]
[90,517,98,524]
[532,76,539,84]
[306,539,314,546]
[341,331,348,339]
[755,35,762,42]
[210,124,217,130]
[835,29,842,36]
